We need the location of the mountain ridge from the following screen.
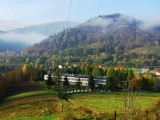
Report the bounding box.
[22,13,160,66]
[7,21,79,36]
[23,13,160,55]
[0,21,79,52]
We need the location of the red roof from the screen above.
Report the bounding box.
[99,64,105,68]
[116,66,124,69]
[156,69,160,73]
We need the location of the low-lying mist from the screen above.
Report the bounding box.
[0,32,47,45]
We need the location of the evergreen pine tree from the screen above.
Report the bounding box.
[89,74,95,91]
[63,75,70,87]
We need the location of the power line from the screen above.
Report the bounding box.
[75,0,81,22]
[67,0,73,29]
[95,0,103,16]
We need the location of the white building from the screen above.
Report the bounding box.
[141,68,149,74]
[58,65,63,69]
[94,77,106,86]
[44,73,106,87]
[44,75,49,81]
[61,74,88,86]
[60,74,106,87]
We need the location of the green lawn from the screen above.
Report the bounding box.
[0,93,59,120]
[7,90,56,100]
[130,68,141,73]
[3,115,56,120]
[36,81,49,89]
[2,88,160,120]
[70,92,160,114]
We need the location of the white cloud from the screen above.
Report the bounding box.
[0,20,35,31]
[0,32,47,44]
[141,18,160,30]
[136,14,160,30]
[87,17,113,27]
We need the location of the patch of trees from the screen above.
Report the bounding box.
[0,70,22,102]
[0,62,48,102]
[0,78,7,102]
[21,63,46,81]
[51,64,158,92]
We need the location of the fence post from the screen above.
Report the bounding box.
[146,110,149,120]
[114,110,117,120]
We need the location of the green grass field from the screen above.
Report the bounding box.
[130,68,142,73]
[3,115,56,120]
[70,92,160,114]
[1,90,160,120]
[0,94,60,120]
[6,90,56,100]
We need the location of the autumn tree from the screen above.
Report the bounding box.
[22,64,28,80]
[141,72,154,91]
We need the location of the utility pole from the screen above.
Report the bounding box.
[61,78,64,112]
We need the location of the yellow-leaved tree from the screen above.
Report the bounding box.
[22,64,28,80]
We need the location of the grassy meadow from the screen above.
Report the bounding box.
[6,90,56,100]
[0,93,61,120]
[70,92,160,113]
[68,92,160,119]
[1,89,160,119]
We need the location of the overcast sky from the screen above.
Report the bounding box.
[0,0,160,30]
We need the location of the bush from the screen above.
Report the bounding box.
[153,84,160,91]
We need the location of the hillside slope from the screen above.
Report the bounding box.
[22,13,160,66]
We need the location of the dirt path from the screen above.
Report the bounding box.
[6,81,44,97]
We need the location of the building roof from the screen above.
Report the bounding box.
[156,69,160,73]
[115,66,124,69]
[141,68,149,73]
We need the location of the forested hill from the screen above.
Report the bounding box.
[22,13,160,66]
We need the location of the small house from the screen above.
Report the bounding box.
[141,68,149,74]
[44,75,49,81]
[115,66,124,69]
[155,69,160,76]
[58,65,63,69]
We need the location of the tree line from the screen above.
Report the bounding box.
[0,63,46,102]
[45,64,158,92]
[0,63,159,102]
